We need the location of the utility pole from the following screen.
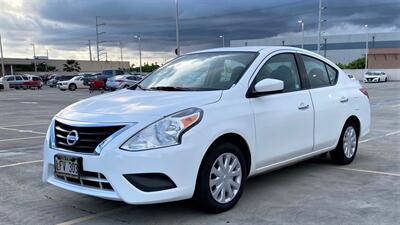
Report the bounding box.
[96,16,106,62]
[175,0,180,56]
[88,40,92,61]
[0,34,5,77]
[31,43,37,72]
[298,20,304,49]
[364,25,369,71]
[119,41,123,67]
[323,38,327,57]
[317,0,327,55]
[219,35,225,47]
[46,49,49,72]
[105,52,108,62]
[134,35,142,73]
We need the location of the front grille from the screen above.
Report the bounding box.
[55,170,114,191]
[54,120,124,153]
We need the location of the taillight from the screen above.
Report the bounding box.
[360,87,369,99]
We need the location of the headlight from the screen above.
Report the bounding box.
[120,108,203,151]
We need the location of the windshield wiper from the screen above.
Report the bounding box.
[129,83,148,91]
[149,86,191,91]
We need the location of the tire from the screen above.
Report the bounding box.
[330,121,358,165]
[385,77,388,82]
[69,84,77,91]
[194,142,247,213]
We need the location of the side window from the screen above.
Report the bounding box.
[6,77,14,81]
[15,76,23,81]
[254,53,301,92]
[301,55,331,88]
[325,64,338,85]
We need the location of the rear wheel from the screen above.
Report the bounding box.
[385,77,388,82]
[330,121,358,165]
[69,84,77,91]
[194,142,247,213]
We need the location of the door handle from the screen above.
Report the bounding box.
[340,97,349,103]
[298,103,309,110]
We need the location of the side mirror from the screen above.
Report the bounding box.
[254,78,284,93]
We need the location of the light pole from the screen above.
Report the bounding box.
[317,0,326,54]
[219,35,225,47]
[364,24,369,71]
[0,34,5,77]
[31,43,37,72]
[119,41,123,67]
[88,40,92,61]
[175,0,180,56]
[134,35,142,73]
[96,16,106,62]
[298,20,304,49]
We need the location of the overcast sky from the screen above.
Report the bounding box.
[0,0,399,65]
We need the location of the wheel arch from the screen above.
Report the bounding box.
[200,132,252,177]
[345,115,361,137]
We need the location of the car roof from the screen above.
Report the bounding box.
[191,46,301,54]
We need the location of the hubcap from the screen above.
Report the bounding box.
[343,126,357,158]
[209,153,242,204]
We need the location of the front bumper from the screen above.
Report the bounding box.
[363,77,380,83]
[42,123,205,204]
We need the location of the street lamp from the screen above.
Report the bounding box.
[298,20,304,49]
[134,35,142,73]
[31,43,37,72]
[175,0,180,56]
[219,35,225,47]
[0,34,5,77]
[364,24,369,71]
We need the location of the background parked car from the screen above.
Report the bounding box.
[48,75,75,87]
[58,75,89,91]
[97,69,125,83]
[106,74,142,90]
[363,71,388,83]
[82,73,100,87]
[25,75,44,89]
[4,75,29,89]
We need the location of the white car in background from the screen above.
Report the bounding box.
[58,76,89,91]
[106,74,142,90]
[363,71,388,83]
[43,46,370,213]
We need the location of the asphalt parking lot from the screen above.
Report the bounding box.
[0,83,399,225]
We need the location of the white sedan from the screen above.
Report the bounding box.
[363,71,388,83]
[43,46,370,213]
[58,76,89,91]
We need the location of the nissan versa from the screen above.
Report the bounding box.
[43,46,370,213]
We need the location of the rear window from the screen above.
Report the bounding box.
[325,64,338,85]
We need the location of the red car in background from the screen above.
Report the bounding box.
[25,75,43,89]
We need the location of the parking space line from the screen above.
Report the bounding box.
[0,160,42,169]
[0,136,45,142]
[56,206,131,225]
[336,167,400,177]
[359,129,400,144]
[0,126,46,135]
[0,145,42,153]
[2,122,49,127]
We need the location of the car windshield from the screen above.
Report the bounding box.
[138,52,258,91]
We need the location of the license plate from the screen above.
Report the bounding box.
[54,155,82,179]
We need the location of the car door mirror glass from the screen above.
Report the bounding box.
[254,78,284,93]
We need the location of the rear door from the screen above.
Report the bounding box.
[250,52,314,167]
[298,54,348,151]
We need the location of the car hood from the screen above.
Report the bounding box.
[57,89,222,123]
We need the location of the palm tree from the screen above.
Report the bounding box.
[63,60,81,72]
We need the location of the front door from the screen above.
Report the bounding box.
[250,53,314,168]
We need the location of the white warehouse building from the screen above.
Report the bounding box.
[230,32,400,65]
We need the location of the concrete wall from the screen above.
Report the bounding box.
[343,69,400,81]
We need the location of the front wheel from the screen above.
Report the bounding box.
[69,84,77,91]
[330,121,358,165]
[194,142,247,213]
